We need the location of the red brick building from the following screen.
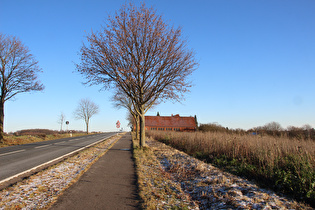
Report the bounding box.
[145,114,197,132]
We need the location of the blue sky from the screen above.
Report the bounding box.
[1,0,314,132]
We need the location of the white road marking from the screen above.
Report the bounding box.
[0,150,26,157]
[35,144,51,149]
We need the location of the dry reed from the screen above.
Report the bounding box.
[147,131,315,207]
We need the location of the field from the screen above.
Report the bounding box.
[146,130,315,207]
[0,129,90,148]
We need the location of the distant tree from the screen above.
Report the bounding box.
[111,88,140,140]
[302,124,312,139]
[302,124,312,131]
[264,121,283,131]
[157,112,160,116]
[0,33,44,143]
[74,98,99,134]
[263,121,283,136]
[76,3,198,147]
[199,123,227,133]
[126,112,135,130]
[287,125,298,131]
[57,112,66,132]
[287,125,303,139]
[194,115,198,131]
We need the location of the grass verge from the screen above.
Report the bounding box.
[133,135,197,209]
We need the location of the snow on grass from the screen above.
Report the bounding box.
[136,137,312,209]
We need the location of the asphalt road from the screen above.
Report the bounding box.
[0,132,117,182]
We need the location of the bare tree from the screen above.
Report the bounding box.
[302,124,312,131]
[74,98,99,134]
[0,33,44,142]
[264,121,283,132]
[57,112,66,132]
[111,88,142,141]
[126,111,140,140]
[126,111,135,130]
[111,86,160,141]
[76,3,198,147]
[303,124,312,139]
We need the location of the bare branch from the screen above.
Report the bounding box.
[0,34,44,102]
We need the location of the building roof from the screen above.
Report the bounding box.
[145,114,196,128]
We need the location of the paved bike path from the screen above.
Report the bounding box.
[50,133,139,209]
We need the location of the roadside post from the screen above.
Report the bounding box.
[66,121,70,136]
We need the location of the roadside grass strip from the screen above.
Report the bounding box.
[136,137,312,209]
[0,134,123,209]
[133,140,198,209]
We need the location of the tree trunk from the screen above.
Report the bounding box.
[86,120,89,134]
[131,113,139,141]
[136,115,140,141]
[136,116,140,141]
[0,101,4,144]
[135,118,139,141]
[139,110,146,147]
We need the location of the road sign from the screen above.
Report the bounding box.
[116,120,121,128]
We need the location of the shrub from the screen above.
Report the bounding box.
[14,129,57,136]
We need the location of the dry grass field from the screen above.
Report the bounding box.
[1,132,89,148]
[146,130,315,207]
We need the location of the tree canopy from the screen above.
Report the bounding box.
[0,33,44,142]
